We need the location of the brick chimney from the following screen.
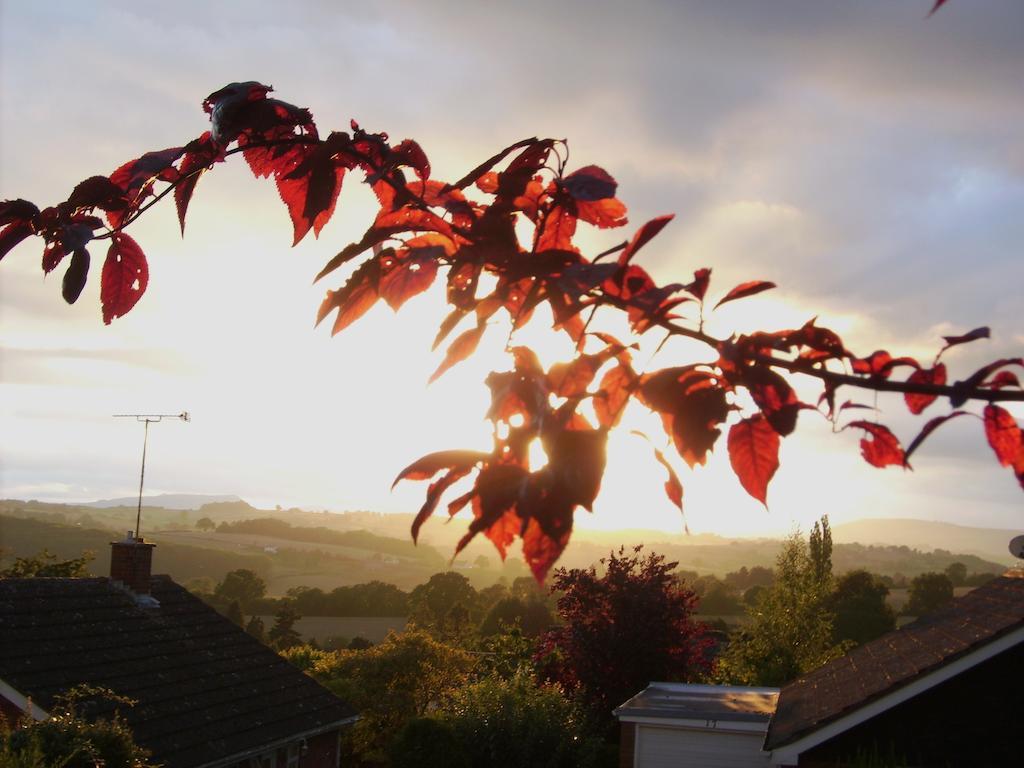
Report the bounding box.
[110,532,157,596]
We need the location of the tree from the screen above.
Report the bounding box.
[1,686,155,768]
[944,561,968,587]
[408,571,480,637]
[267,603,303,650]
[389,717,468,768]
[478,596,553,638]
[213,568,266,610]
[535,547,712,732]
[310,629,474,763]
[224,600,244,627]
[1,549,93,578]
[718,521,847,686]
[830,569,896,646]
[244,614,265,642]
[4,78,1021,581]
[194,517,215,532]
[440,672,602,768]
[904,572,955,617]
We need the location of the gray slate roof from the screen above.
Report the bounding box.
[615,682,779,725]
[0,575,355,768]
[765,569,1024,750]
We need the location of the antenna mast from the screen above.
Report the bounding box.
[113,412,190,540]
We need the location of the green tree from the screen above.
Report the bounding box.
[441,672,602,768]
[808,516,833,586]
[479,597,553,638]
[904,572,954,617]
[213,568,266,611]
[718,520,847,686]
[244,614,265,642]
[311,629,474,764]
[225,600,244,627]
[267,603,303,650]
[944,561,968,587]
[408,572,480,637]
[194,517,215,532]
[1,686,154,768]
[389,718,468,768]
[1,549,93,578]
[830,570,896,646]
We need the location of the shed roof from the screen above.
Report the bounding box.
[766,569,1024,750]
[615,682,779,725]
[0,575,356,768]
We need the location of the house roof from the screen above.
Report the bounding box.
[0,575,356,768]
[765,569,1024,750]
[615,682,779,727]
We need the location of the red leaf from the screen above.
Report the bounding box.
[0,222,33,263]
[537,204,578,252]
[522,515,572,584]
[684,268,711,301]
[617,215,674,266]
[430,322,486,382]
[575,197,628,229]
[277,144,347,245]
[594,363,638,428]
[941,326,989,352]
[713,280,776,310]
[316,257,381,334]
[904,363,946,415]
[447,137,540,191]
[561,165,617,201]
[392,449,488,487]
[904,411,969,463]
[0,199,39,226]
[410,468,472,544]
[846,421,906,469]
[983,404,1022,468]
[101,233,149,324]
[61,248,90,305]
[743,366,801,436]
[986,371,1021,390]
[727,415,780,506]
[374,207,455,240]
[174,132,220,234]
[390,139,431,180]
[378,247,440,311]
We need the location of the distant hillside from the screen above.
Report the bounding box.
[84,493,243,510]
[833,518,1019,565]
[0,515,271,583]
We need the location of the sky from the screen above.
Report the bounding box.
[1,0,1022,540]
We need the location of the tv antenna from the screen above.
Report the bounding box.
[113,412,190,540]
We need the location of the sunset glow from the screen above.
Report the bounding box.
[2,0,1022,546]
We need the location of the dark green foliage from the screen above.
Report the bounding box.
[809,516,833,585]
[830,570,896,646]
[1,687,153,768]
[479,597,553,638]
[389,718,468,768]
[944,561,967,586]
[904,572,954,617]
[442,673,602,768]
[347,636,373,650]
[213,568,266,610]
[310,629,474,764]
[0,549,93,578]
[225,600,244,626]
[194,516,215,531]
[691,576,744,615]
[473,625,536,681]
[244,614,265,641]
[268,603,303,650]
[408,571,480,638]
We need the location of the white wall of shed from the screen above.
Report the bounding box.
[636,724,771,768]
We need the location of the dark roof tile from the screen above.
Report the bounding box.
[0,576,355,768]
[765,570,1024,749]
